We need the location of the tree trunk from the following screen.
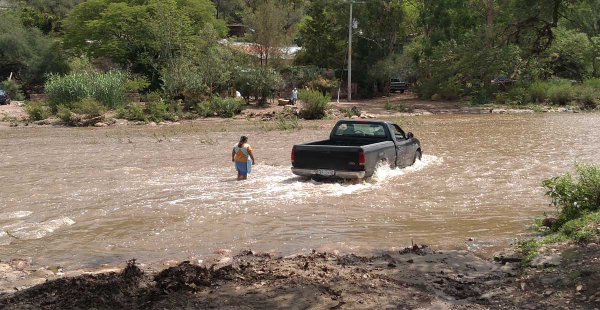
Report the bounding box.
[486,0,494,46]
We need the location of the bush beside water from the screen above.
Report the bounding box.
[195,97,244,118]
[25,102,50,121]
[299,90,329,120]
[489,78,600,109]
[520,164,600,262]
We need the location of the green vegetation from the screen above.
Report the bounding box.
[384,101,412,113]
[1,80,25,101]
[45,71,128,110]
[3,0,600,124]
[298,90,329,120]
[24,101,50,121]
[195,97,244,118]
[117,101,182,123]
[543,164,600,227]
[520,164,600,263]
[257,114,302,131]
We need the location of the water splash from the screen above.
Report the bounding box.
[3,217,75,241]
[0,211,33,221]
[165,154,442,209]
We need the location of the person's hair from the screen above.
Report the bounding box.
[238,135,248,147]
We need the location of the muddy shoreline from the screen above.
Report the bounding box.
[1,242,598,309]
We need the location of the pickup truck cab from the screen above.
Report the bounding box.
[291,120,422,179]
[389,78,408,93]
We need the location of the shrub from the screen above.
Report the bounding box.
[124,75,150,92]
[507,87,528,105]
[71,98,106,117]
[583,78,600,90]
[307,76,340,96]
[299,89,330,120]
[495,92,509,104]
[25,101,50,121]
[45,71,128,110]
[234,68,283,104]
[1,80,26,101]
[195,97,244,118]
[384,101,412,112]
[470,89,492,105]
[275,114,301,130]
[543,164,600,228]
[57,105,75,125]
[281,66,320,88]
[341,106,361,117]
[547,83,574,105]
[574,86,598,110]
[558,212,600,242]
[117,100,182,123]
[528,81,548,103]
[117,103,147,122]
[147,101,182,122]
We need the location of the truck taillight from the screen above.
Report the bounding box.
[291,149,296,163]
[358,151,365,166]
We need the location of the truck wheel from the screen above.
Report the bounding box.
[411,150,422,165]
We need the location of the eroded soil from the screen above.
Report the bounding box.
[1,244,598,309]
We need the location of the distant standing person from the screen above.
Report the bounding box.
[291,87,298,105]
[232,135,256,180]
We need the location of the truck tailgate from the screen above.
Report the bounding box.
[293,145,363,171]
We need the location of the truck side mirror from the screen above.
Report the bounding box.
[406,132,414,139]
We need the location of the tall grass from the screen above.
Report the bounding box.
[45,71,128,110]
[299,90,330,119]
[547,82,574,105]
[527,81,548,103]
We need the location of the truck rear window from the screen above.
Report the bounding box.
[333,123,386,138]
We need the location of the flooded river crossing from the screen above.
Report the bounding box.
[1,113,599,269]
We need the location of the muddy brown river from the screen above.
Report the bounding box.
[1,113,599,269]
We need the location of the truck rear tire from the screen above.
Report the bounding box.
[412,150,422,165]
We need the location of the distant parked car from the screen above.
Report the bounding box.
[491,76,516,86]
[0,89,10,105]
[389,78,409,93]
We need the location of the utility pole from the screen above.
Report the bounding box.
[347,1,353,101]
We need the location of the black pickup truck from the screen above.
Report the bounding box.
[291,120,422,179]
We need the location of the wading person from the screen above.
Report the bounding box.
[291,87,298,105]
[232,135,256,180]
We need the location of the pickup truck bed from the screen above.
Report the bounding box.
[291,120,421,179]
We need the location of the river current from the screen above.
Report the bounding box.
[1,113,599,268]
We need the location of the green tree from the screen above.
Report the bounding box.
[295,0,346,70]
[63,0,227,87]
[564,0,600,77]
[11,0,85,33]
[243,0,300,67]
[0,12,68,84]
[547,27,591,80]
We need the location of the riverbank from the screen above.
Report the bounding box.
[0,93,589,129]
[1,241,598,309]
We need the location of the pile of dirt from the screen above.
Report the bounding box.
[1,244,598,309]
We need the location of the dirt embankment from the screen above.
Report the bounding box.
[1,243,598,309]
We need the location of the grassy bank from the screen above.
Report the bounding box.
[520,164,600,263]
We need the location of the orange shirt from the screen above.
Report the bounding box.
[234,143,253,163]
